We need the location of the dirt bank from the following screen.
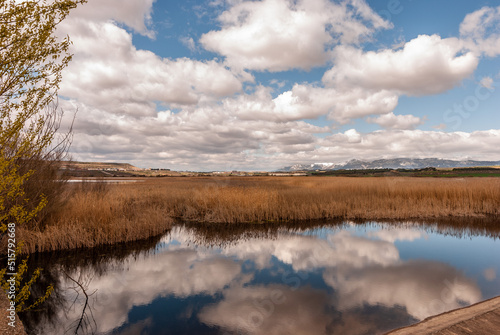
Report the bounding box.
[0,292,26,335]
[387,296,500,334]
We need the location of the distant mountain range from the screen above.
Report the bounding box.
[280,158,500,171]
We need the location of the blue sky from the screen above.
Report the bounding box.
[57,0,500,170]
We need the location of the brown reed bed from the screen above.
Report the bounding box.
[14,176,500,253]
[16,180,174,253]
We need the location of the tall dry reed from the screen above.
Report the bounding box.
[18,181,173,253]
[162,176,500,222]
[17,176,500,253]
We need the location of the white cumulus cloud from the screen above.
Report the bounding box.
[59,20,249,116]
[51,0,500,170]
[323,35,478,96]
[367,112,425,130]
[200,0,391,72]
[460,6,500,57]
[67,0,156,37]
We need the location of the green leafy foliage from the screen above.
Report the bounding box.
[1,0,85,229]
[1,0,86,313]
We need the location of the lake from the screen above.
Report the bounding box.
[21,220,500,335]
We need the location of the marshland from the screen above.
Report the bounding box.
[16,176,500,253]
[5,174,500,335]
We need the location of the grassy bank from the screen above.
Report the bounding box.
[15,176,500,253]
[16,181,174,253]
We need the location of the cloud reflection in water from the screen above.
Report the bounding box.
[34,223,489,335]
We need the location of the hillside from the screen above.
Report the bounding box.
[63,161,143,171]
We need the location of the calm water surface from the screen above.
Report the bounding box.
[22,221,500,335]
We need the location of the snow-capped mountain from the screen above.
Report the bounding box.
[280,158,500,171]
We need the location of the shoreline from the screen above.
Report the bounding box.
[386,295,500,334]
[0,291,26,335]
[3,214,499,255]
[5,216,500,255]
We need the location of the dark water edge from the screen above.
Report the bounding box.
[19,216,500,274]
[17,217,500,335]
[178,216,500,244]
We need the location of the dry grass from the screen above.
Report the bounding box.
[161,176,500,221]
[16,176,500,253]
[17,180,174,253]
